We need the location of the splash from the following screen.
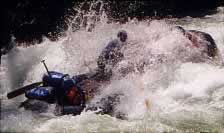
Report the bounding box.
[1,1,224,132]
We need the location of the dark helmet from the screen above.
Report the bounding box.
[117,30,128,42]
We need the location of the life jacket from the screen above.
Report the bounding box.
[65,85,84,106]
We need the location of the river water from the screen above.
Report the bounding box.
[1,4,224,133]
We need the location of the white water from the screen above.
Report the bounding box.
[1,4,224,133]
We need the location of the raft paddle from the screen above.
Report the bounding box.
[7,81,43,99]
[41,60,51,76]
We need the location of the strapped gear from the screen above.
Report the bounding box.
[27,71,86,108]
[25,86,55,103]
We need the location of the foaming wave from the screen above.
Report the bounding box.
[81,20,223,123]
[1,4,224,132]
[34,111,178,133]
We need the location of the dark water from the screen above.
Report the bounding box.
[1,0,223,53]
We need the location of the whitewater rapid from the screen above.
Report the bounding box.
[1,6,224,133]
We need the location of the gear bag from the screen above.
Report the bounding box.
[25,87,53,101]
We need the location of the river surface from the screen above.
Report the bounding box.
[1,4,224,133]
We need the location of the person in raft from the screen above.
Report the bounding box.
[72,30,128,82]
[22,30,128,115]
